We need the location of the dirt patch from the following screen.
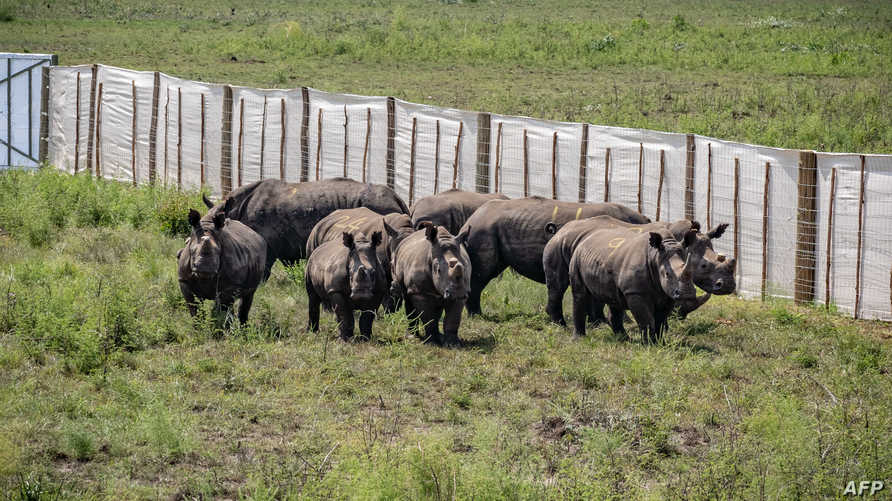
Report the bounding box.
[671,425,711,454]
[535,416,569,441]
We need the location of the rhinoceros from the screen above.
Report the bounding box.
[305,231,388,341]
[203,178,408,274]
[307,207,415,313]
[391,224,472,346]
[177,208,267,326]
[569,227,697,342]
[410,189,509,235]
[459,196,650,316]
[544,216,735,325]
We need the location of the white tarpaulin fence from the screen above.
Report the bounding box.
[43,64,892,321]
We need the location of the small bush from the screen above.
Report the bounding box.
[66,430,96,462]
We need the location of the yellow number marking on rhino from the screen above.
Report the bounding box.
[552,205,559,220]
[628,226,644,233]
[575,208,582,220]
[607,237,626,258]
[333,215,367,233]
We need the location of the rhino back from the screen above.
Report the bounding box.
[218,220,267,290]
[222,179,406,264]
[411,189,508,234]
[306,239,351,297]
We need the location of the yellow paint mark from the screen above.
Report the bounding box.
[552,205,559,220]
[575,208,582,220]
[629,226,644,233]
[607,237,626,257]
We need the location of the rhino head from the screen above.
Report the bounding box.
[342,231,382,303]
[426,224,471,301]
[682,223,737,294]
[186,209,226,280]
[649,231,697,301]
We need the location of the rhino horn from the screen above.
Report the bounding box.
[202,193,214,208]
[681,292,712,316]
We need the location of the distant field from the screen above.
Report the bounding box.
[2,0,891,153]
[1,1,891,499]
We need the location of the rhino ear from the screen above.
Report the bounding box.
[425,224,438,243]
[648,232,664,250]
[188,209,202,229]
[342,232,355,250]
[455,225,471,247]
[176,248,183,260]
[212,211,226,230]
[683,230,698,248]
[383,220,398,239]
[708,223,729,240]
[202,193,214,209]
[416,220,433,231]
[690,220,701,232]
[370,231,383,248]
[545,222,557,235]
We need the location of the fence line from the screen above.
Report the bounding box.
[40,64,892,321]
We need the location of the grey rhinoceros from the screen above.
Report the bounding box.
[569,227,697,342]
[202,178,408,274]
[305,231,388,341]
[391,224,472,346]
[177,208,267,326]
[459,196,650,316]
[410,189,509,235]
[544,215,735,326]
[306,207,415,312]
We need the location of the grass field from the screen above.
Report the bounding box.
[1,1,891,499]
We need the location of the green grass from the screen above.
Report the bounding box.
[0,169,890,499]
[2,0,891,152]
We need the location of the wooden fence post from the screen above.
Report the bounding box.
[237,98,244,187]
[476,112,491,193]
[300,87,310,182]
[523,129,529,197]
[795,150,817,304]
[148,71,160,184]
[604,147,611,202]
[409,117,417,205]
[578,124,588,202]
[551,132,558,199]
[176,87,181,189]
[343,105,348,177]
[452,121,463,189]
[434,120,441,193]
[200,93,206,186]
[280,98,286,180]
[163,87,169,186]
[260,96,267,180]
[854,155,866,318]
[706,143,713,230]
[761,162,770,300]
[130,80,137,186]
[95,82,103,177]
[734,158,740,287]
[74,72,81,173]
[86,64,97,175]
[685,133,695,221]
[315,108,323,180]
[220,85,233,195]
[39,66,51,165]
[825,168,837,308]
[637,143,644,213]
[362,108,371,183]
[656,149,665,221]
[386,96,396,189]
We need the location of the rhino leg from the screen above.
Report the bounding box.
[306,277,321,332]
[545,280,567,326]
[607,306,628,340]
[441,299,465,347]
[571,288,591,337]
[238,290,255,325]
[587,299,607,326]
[410,294,443,345]
[404,294,421,338]
[626,294,657,344]
[465,284,484,317]
[331,293,355,341]
[179,281,199,317]
[215,296,236,330]
[358,310,375,341]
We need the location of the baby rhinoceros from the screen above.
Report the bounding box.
[569,227,696,343]
[177,209,267,326]
[305,231,388,341]
[391,224,471,347]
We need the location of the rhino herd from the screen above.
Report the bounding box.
[177,178,736,345]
